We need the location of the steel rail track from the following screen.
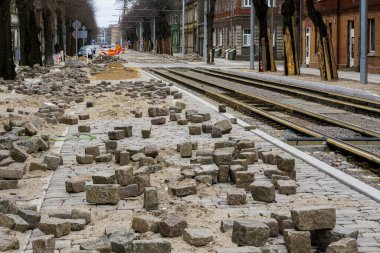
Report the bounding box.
[191,68,380,116]
[148,67,380,167]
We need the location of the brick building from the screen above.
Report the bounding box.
[302,0,380,73]
[214,0,285,60]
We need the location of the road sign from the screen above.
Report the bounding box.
[72,31,88,39]
[72,20,81,30]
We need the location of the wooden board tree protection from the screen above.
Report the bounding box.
[254,0,277,72]
[306,0,338,81]
[281,0,300,76]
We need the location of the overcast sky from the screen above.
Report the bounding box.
[94,0,122,28]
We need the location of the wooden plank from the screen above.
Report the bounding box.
[262,38,267,71]
[326,26,339,80]
[284,27,295,75]
[322,37,332,81]
[291,17,300,75]
[267,28,277,72]
[316,28,325,81]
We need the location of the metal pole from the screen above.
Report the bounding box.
[182,0,185,54]
[153,18,156,52]
[360,0,368,84]
[250,1,255,69]
[139,22,143,52]
[204,0,207,59]
[75,29,78,58]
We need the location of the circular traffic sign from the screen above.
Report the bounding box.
[72,20,81,30]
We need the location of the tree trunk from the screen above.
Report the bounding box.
[65,18,73,56]
[57,10,64,52]
[43,8,54,65]
[306,0,338,81]
[281,0,299,75]
[0,0,16,80]
[206,0,217,64]
[254,0,276,71]
[16,0,42,68]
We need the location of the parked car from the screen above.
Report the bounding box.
[78,46,94,59]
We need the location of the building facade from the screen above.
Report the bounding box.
[302,0,380,73]
[214,0,285,60]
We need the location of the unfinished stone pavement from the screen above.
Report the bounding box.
[1,56,380,253]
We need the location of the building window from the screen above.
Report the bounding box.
[369,19,375,53]
[242,0,251,7]
[243,28,251,46]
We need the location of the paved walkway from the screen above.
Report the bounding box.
[21,73,380,252]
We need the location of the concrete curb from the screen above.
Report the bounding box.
[143,69,380,203]
[215,68,380,102]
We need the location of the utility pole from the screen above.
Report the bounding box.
[250,1,255,70]
[204,0,208,59]
[182,0,185,54]
[153,18,156,52]
[360,0,368,84]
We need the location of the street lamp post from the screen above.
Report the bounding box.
[182,0,185,54]
[250,1,255,69]
[360,0,368,84]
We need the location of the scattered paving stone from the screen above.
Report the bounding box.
[232,221,270,247]
[216,247,262,253]
[68,218,86,231]
[109,231,138,253]
[0,233,19,251]
[291,206,336,231]
[105,140,118,153]
[183,227,213,247]
[115,126,133,137]
[218,104,227,113]
[262,218,279,237]
[141,127,152,138]
[177,119,188,125]
[121,184,139,198]
[0,199,19,214]
[214,119,232,134]
[32,235,55,253]
[170,180,197,197]
[115,166,134,186]
[236,171,255,191]
[17,209,40,229]
[277,180,297,195]
[316,226,359,251]
[195,164,219,183]
[86,184,121,204]
[283,229,311,253]
[43,155,61,170]
[213,147,234,165]
[92,172,116,184]
[119,151,130,165]
[108,130,125,140]
[250,181,276,203]
[38,218,71,238]
[79,114,90,120]
[133,239,171,253]
[6,214,29,232]
[62,115,79,125]
[76,155,94,164]
[95,153,113,163]
[23,122,38,136]
[151,117,166,125]
[0,180,18,190]
[195,175,213,185]
[159,214,187,238]
[271,174,290,189]
[229,165,246,182]
[144,187,159,211]
[80,237,112,253]
[29,162,48,171]
[0,163,24,179]
[179,142,193,158]
[65,179,86,193]
[78,125,91,132]
[227,188,247,205]
[132,216,161,233]
[190,114,204,123]
[276,153,295,172]
[218,165,230,182]
[144,145,159,158]
[211,126,223,138]
[0,213,14,228]
[10,144,28,162]
[134,174,151,195]
[189,125,202,135]
[326,238,358,253]
[85,146,101,158]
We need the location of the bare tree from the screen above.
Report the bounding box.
[254,0,276,71]
[206,0,217,64]
[0,0,16,79]
[16,0,43,67]
[282,0,299,75]
[41,0,55,65]
[306,0,338,81]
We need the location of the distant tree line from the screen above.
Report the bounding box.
[0,0,97,80]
